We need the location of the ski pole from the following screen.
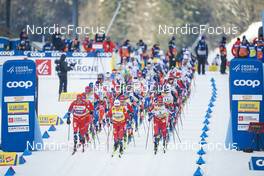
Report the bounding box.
[145,120,151,150]
[67,123,70,141]
[174,126,181,143]
[107,125,110,153]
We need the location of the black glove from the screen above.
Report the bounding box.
[67,117,71,125]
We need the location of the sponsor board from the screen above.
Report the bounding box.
[0,152,18,166]
[237,113,259,125]
[232,95,263,101]
[4,95,34,102]
[7,102,29,114]
[38,114,58,126]
[36,59,52,75]
[8,126,29,133]
[238,101,260,113]
[59,92,80,102]
[250,157,264,170]
[8,114,29,126]
[237,124,249,131]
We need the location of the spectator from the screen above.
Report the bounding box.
[238,36,249,58]
[20,28,28,41]
[166,36,178,69]
[55,54,76,97]
[119,39,131,64]
[103,36,116,53]
[83,36,94,52]
[18,39,31,51]
[195,35,208,75]
[231,38,240,58]
[43,41,54,51]
[212,54,220,66]
[219,36,227,74]
[69,37,80,52]
[137,39,148,67]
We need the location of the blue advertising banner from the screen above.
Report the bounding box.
[1,60,40,152]
[250,157,264,170]
[229,58,264,150]
[0,50,113,58]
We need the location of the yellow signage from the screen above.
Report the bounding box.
[38,114,59,126]
[59,92,80,102]
[0,152,18,166]
[238,101,260,113]
[7,102,29,114]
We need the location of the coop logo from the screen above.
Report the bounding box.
[234,80,260,88]
[0,51,15,56]
[72,52,88,57]
[30,52,46,57]
[6,81,33,89]
[250,157,264,170]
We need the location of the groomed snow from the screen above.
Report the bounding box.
[1,72,263,176]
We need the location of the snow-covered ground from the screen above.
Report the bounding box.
[1,72,263,176]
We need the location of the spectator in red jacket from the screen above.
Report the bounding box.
[83,36,94,52]
[103,36,116,53]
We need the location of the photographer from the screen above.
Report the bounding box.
[55,54,76,96]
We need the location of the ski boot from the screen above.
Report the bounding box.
[163,138,167,154]
[154,136,159,155]
[119,140,124,158]
[72,134,78,155]
[112,141,119,157]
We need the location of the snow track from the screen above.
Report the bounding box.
[1,73,263,176]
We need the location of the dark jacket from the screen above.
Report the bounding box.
[195,40,208,58]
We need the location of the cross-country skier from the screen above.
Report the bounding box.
[107,99,129,157]
[148,95,169,154]
[66,94,93,154]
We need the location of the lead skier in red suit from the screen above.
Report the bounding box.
[81,92,94,143]
[66,94,93,153]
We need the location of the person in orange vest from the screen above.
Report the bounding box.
[107,99,129,157]
[119,40,131,64]
[219,36,227,74]
[255,34,264,61]
[238,36,249,58]
[231,38,240,58]
[103,36,116,53]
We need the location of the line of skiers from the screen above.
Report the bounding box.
[64,39,196,156]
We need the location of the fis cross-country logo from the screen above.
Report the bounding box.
[7,66,15,74]
[232,64,240,72]
[6,81,33,89]
[234,80,260,88]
